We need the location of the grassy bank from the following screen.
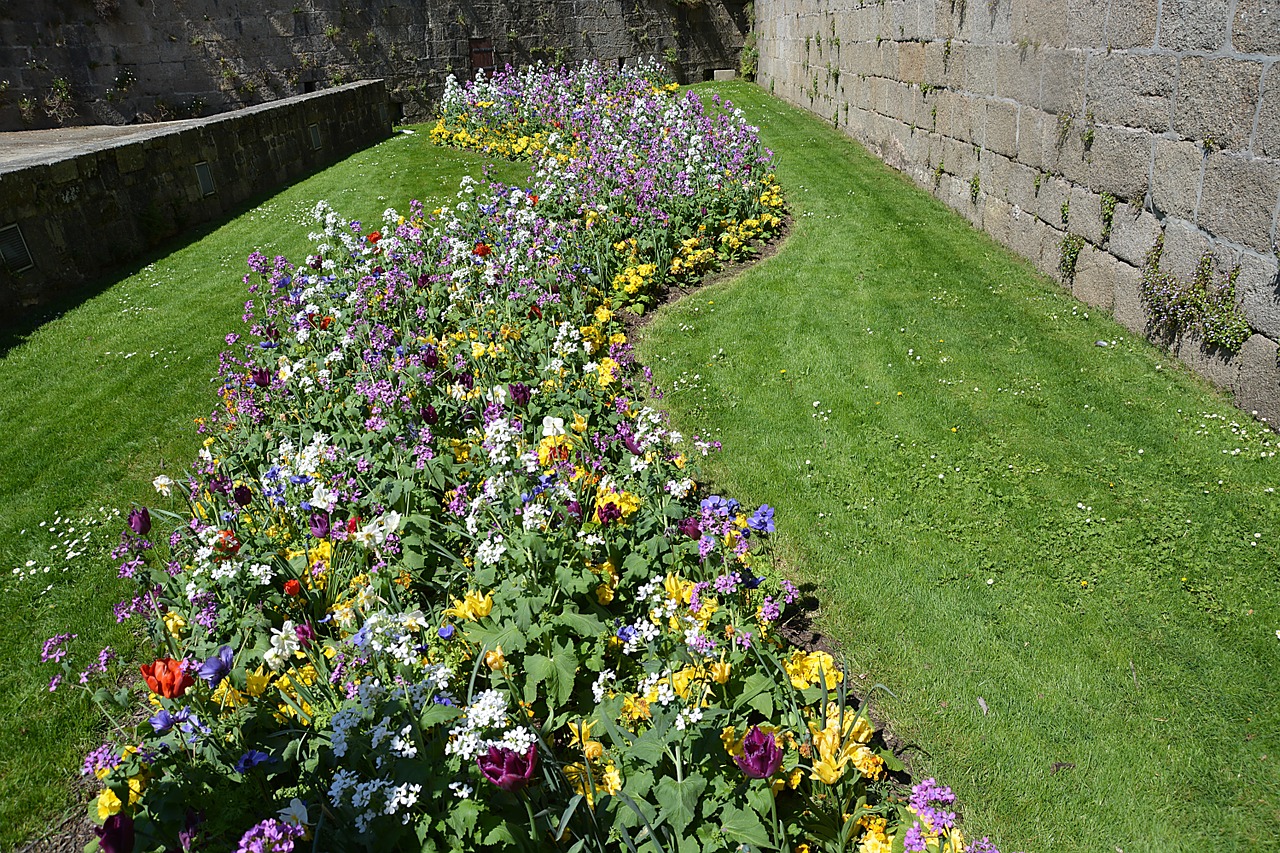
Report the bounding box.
[0,133,524,849]
[639,83,1280,852]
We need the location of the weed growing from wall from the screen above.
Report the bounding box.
[1059,234,1084,282]
[1141,235,1251,352]
[970,172,980,203]
[1100,192,1117,241]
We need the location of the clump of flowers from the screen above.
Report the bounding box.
[43,61,999,853]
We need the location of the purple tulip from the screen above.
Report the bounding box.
[677,517,702,540]
[508,382,531,406]
[197,645,234,688]
[477,743,537,792]
[566,501,583,521]
[96,813,135,853]
[209,475,231,494]
[423,345,439,369]
[420,404,438,425]
[309,512,331,539]
[457,372,474,390]
[734,725,784,779]
[251,367,272,388]
[233,485,252,506]
[128,507,151,536]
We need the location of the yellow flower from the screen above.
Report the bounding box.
[851,745,885,780]
[484,646,506,671]
[97,788,123,821]
[709,659,731,684]
[857,817,893,853]
[571,412,589,433]
[663,573,694,605]
[213,680,248,709]
[568,719,604,761]
[600,763,622,795]
[246,665,272,698]
[162,611,187,638]
[785,650,844,690]
[721,725,743,757]
[445,590,494,621]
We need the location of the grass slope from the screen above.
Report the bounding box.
[0,132,524,849]
[639,83,1280,853]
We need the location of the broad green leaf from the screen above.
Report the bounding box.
[653,774,706,837]
[719,804,772,848]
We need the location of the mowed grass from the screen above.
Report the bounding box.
[0,131,524,849]
[639,83,1280,853]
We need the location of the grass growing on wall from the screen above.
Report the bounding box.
[0,134,526,849]
[640,83,1280,853]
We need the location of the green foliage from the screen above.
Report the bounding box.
[1060,198,1070,226]
[1140,236,1251,351]
[1058,233,1084,282]
[1100,191,1117,242]
[969,172,980,203]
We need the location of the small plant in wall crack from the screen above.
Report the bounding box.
[1141,235,1251,352]
[1060,199,1070,227]
[970,172,981,203]
[1100,192,1117,242]
[1059,234,1084,283]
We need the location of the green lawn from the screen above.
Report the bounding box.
[639,83,1280,853]
[0,131,526,849]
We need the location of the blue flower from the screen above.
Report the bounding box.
[747,504,775,534]
[235,749,275,774]
[197,645,234,688]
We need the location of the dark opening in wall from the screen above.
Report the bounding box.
[308,123,322,150]
[470,37,494,79]
[194,161,216,197]
[0,223,34,274]
[303,80,316,94]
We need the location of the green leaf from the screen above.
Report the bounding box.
[555,610,605,638]
[523,653,554,705]
[444,797,479,838]
[719,804,772,848]
[654,774,706,837]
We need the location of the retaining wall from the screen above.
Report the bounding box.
[0,79,390,316]
[755,0,1280,423]
[0,0,749,131]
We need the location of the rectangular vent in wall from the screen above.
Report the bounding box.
[308,123,322,150]
[194,161,216,197]
[0,223,34,274]
[378,102,389,126]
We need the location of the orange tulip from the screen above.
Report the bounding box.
[140,658,194,698]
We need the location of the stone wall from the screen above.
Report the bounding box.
[0,0,749,131]
[0,79,390,315]
[755,0,1280,423]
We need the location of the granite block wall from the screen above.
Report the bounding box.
[755,0,1280,424]
[0,79,390,315]
[0,0,749,131]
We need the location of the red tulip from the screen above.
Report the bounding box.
[284,579,302,597]
[141,658,194,698]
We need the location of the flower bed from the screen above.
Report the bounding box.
[46,62,997,853]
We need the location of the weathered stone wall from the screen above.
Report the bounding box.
[755,0,1280,423]
[0,79,390,315]
[0,0,749,131]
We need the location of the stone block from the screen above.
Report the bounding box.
[1176,330,1242,392]
[1174,57,1262,151]
[1038,48,1086,117]
[984,194,1014,248]
[1066,0,1108,48]
[1072,242,1116,309]
[1160,217,1213,281]
[1084,51,1175,134]
[1250,68,1280,159]
[1150,138,1203,221]
[1086,125,1154,204]
[1237,251,1280,340]
[1017,107,1049,170]
[962,43,998,96]
[994,43,1041,106]
[1068,184,1106,246]
[1112,259,1149,335]
[985,99,1019,158]
[1107,0,1159,48]
[943,134,980,180]
[1011,0,1068,49]
[1109,203,1163,267]
[1037,174,1073,229]
[899,41,927,82]
[1233,0,1280,54]
[1198,151,1280,253]
[1036,220,1069,279]
[1234,334,1280,426]
[1159,0,1232,51]
[712,69,736,81]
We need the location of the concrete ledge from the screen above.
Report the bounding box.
[1,80,391,317]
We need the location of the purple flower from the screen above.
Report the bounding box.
[677,517,702,539]
[235,818,304,853]
[477,743,538,792]
[734,725,783,779]
[508,382,531,406]
[150,709,177,733]
[969,839,1001,853]
[251,367,272,388]
[438,624,456,640]
[423,345,439,369]
[233,485,253,506]
[420,404,439,425]
[128,507,152,536]
[40,632,75,663]
[308,512,330,539]
[909,777,957,831]
[235,749,275,773]
[95,814,135,853]
[747,504,775,534]
[197,645,234,688]
[903,822,927,852]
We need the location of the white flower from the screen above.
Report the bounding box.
[277,798,309,828]
[152,475,174,496]
[542,416,566,437]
